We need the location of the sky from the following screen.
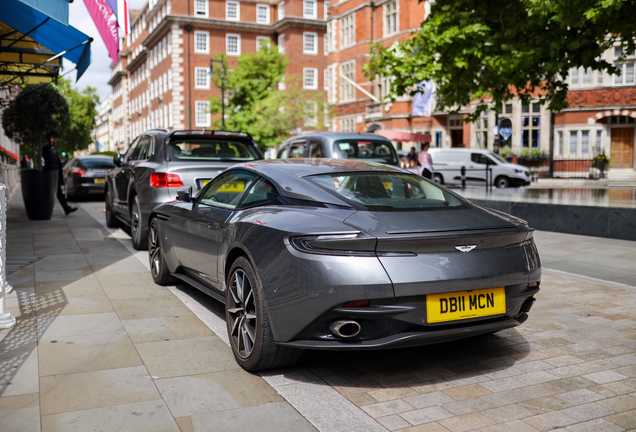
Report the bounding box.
[67,0,148,105]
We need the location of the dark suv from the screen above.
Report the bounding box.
[105,129,264,249]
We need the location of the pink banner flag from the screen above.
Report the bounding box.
[83,0,119,64]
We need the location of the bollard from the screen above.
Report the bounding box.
[460,166,466,189]
[0,184,16,329]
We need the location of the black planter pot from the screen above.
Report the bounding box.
[20,169,58,220]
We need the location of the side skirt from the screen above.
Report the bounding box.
[171,272,226,304]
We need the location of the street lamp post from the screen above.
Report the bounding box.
[210,54,227,131]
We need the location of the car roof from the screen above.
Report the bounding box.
[283,132,392,144]
[228,159,406,206]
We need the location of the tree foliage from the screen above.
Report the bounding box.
[1,84,70,169]
[53,77,100,157]
[209,46,329,149]
[365,0,636,120]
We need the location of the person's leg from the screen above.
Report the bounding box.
[422,168,432,179]
[56,179,76,215]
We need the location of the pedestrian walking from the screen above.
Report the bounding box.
[42,137,77,215]
[418,142,434,180]
[406,147,420,168]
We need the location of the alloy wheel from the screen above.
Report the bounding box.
[131,201,140,241]
[148,223,160,279]
[227,269,257,359]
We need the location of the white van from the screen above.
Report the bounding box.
[428,148,531,188]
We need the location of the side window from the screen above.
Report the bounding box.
[124,137,141,162]
[239,177,280,208]
[278,146,290,158]
[131,136,151,161]
[308,142,323,158]
[471,153,488,165]
[290,144,306,158]
[199,170,258,209]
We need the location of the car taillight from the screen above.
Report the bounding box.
[150,173,183,188]
[69,168,86,176]
[343,300,369,308]
[288,233,377,256]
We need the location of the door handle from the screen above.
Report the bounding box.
[207,223,220,229]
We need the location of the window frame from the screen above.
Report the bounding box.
[303,67,318,90]
[303,0,317,19]
[340,13,355,48]
[195,100,211,127]
[226,33,242,56]
[256,4,270,24]
[303,32,318,55]
[194,0,209,17]
[194,67,210,89]
[226,1,240,21]
[193,31,210,54]
[384,0,398,36]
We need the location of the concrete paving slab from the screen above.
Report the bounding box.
[0,393,40,432]
[39,366,160,415]
[40,399,180,432]
[122,314,214,343]
[37,312,124,339]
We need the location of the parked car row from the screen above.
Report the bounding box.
[100,129,541,371]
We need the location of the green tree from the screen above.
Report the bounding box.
[54,77,100,157]
[1,84,70,169]
[209,46,329,149]
[365,0,636,120]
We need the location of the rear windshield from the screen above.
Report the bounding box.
[81,159,116,168]
[167,139,260,161]
[308,172,469,210]
[332,140,399,166]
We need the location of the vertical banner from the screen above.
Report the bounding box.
[83,0,119,64]
[117,0,130,35]
[411,81,436,117]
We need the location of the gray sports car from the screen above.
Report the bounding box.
[148,159,540,371]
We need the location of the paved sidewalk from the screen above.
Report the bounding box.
[1,189,636,432]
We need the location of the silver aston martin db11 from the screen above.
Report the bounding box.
[148,159,541,371]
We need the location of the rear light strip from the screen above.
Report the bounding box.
[150,173,184,188]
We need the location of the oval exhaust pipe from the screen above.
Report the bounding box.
[329,320,361,338]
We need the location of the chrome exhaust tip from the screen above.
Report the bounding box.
[329,320,361,338]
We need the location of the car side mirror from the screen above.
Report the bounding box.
[113,153,122,166]
[176,186,192,202]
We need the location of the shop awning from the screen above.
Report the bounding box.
[0,0,92,84]
[374,130,432,143]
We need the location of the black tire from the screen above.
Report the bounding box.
[495,176,510,188]
[105,187,122,228]
[130,195,148,250]
[225,257,302,371]
[433,173,444,184]
[148,218,178,285]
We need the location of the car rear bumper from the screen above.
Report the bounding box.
[278,312,529,350]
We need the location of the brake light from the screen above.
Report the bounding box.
[69,168,86,176]
[343,300,369,308]
[150,173,184,188]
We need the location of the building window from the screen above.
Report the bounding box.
[304,68,318,89]
[304,101,317,127]
[341,117,355,132]
[569,130,578,154]
[304,0,316,19]
[194,31,209,53]
[324,68,329,90]
[569,67,579,85]
[195,101,210,127]
[377,76,393,100]
[613,62,635,85]
[194,0,208,17]
[226,34,241,56]
[435,131,442,148]
[278,34,285,54]
[278,1,285,20]
[384,1,398,36]
[256,4,270,23]
[581,130,590,154]
[596,130,602,154]
[505,103,512,114]
[256,36,270,50]
[521,102,541,149]
[194,67,210,89]
[475,111,489,149]
[557,131,563,156]
[597,70,604,85]
[325,1,329,19]
[340,13,355,48]
[582,68,592,84]
[303,32,317,54]
[340,61,355,102]
[226,1,240,20]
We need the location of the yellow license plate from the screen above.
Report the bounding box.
[94,178,105,184]
[219,181,244,192]
[382,181,391,190]
[427,287,506,323]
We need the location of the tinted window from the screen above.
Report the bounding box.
[332,140,398,165]
[289,144,306,158]
[168,139,260,161]
[278,147,290,158]
[81,159,116,168]
[124,137,141,161]
[199,171,258,209]
[130,136,150,161]
[308,142,323,158]
[239,178,280,208]
[308,173,467,210]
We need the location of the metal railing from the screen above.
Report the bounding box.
[0,184,16,329]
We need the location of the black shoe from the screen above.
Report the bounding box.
[65,207,78,215]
